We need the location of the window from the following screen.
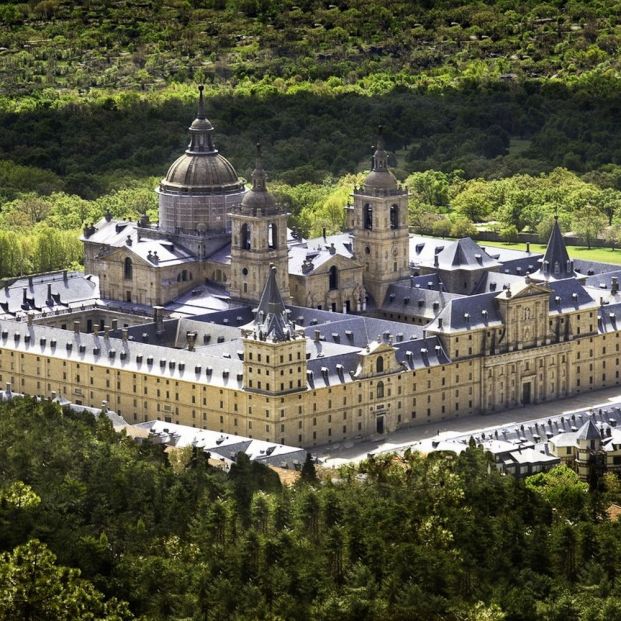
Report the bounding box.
[329,266,338,290]
[376,356,384,373]
[377,381,384,399]
[240,223,251,250]
[363,203,373,229]
[390,204,399,229]
[268,222,277,249]
[124,257,132,280]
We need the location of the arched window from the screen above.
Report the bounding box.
[390,204,399,229]
[377,381,384,399]
[240,223,251,250]
[376,356,384,373]
[181,269,188,282]
[124,257,132,280]
[363,203,373,230]
[268,222,277,249]
[329,265,338,290]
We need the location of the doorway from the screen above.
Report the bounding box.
[522,381,532,405]
[345,300,351,313]
[376,415,385,434]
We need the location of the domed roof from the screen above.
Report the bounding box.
[363,126,398,192]
[240,144,280,215]
[159,85,244,195]
[163,152,243,193]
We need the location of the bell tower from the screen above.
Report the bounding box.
[229,144,290,302]
[352,126,410,305]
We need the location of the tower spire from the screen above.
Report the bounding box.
[186,84,215,154]
[252,266,294,341]
[372,124,388,172]
[197,84,206,119]
[252,142,267,192]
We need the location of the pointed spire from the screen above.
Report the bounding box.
[252,266,294,342]
[186,84,216,154]
[372,124,388,172]
[251,142,267,192]
[197,84,206,119]
[534,217,575,281]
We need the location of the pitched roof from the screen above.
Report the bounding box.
[576,419,601,441]
[533,218,576,281]
[250,267,295,342]
[436,237,500,271]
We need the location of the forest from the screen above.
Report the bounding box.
[3,397,621,620]
[0,1,620,275]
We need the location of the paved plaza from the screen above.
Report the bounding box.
[316,385,621,466]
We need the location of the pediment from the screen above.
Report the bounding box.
[496,279,550,301]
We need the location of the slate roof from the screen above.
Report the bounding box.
[0,271,99,317]
[381,282,461,320]
[436,237,501,271]
[288,239,356,276]
[547,278,597,313]
[246,266,297,342]
[532,218,576,281]
[83,218,196,268]
[426,292,502,333]
[134,420,306,468]
[576,419,601,441]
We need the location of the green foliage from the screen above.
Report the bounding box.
[2,400,621,618]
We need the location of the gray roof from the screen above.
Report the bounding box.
[576,419,601,441]
[381,282,461,320]
[427,292,502,333]
[547,278,596,313]
[436,237,500,271]
[0,271,99,318]
[532,218,575,281]
[246,266,296,342]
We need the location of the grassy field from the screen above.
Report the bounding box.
[481,240,621,266]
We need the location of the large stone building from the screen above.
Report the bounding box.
[2,87,621,448]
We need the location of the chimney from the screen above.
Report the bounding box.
[434,254,439,268]
[22,288,27,304]
[47,283,52,300]
[121,328,128,342]
[186,331,196,352]
[322,227,326,241]
[101,400,108,413]
[314,329,321,342]
[103,325,110,338]
[28,276,33,287]
[612,276,619,295]
[73,320,80,334]
[27,313,33,326]
[154,306,165,335]
[63,270,67,281]
[438,317,443,329]
[526,242,530,253]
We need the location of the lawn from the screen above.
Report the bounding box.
[481,240,621,265]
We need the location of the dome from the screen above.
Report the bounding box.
[161,152,244,194]
[239,143,280,215]
[159,85,244,195]
[363,125,398,192]
[364,169,398,191]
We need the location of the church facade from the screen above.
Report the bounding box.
[0,88,620,448]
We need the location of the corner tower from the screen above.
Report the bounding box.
[531,216,576,282]
[229,144,290,302]
[241,266,307,396]
[352,126,410,305]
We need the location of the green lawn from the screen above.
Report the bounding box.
[481,240,621,265]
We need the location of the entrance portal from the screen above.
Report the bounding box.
[376,415,385,434]
[522,381,532,405]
